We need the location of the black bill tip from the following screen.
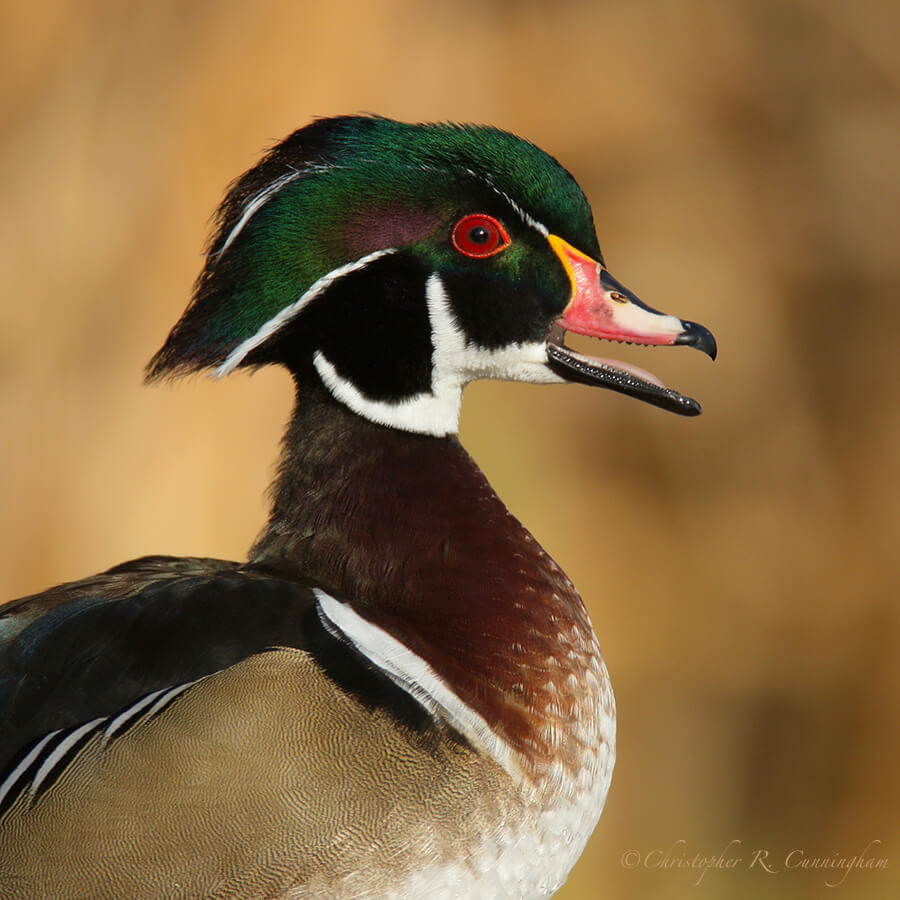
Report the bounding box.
[675,320,717,360]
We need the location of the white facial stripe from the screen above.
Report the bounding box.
[314,589,518,775]
[314,273,564,436]
[216,248,397,377]
[427,273,563,386]
[213,162,338,261]
[459,166,549,236]
[214,170,304,260]
[491,187,549,236]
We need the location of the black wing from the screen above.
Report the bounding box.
[0,556,316,768]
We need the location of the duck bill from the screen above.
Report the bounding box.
[546,234,716,416]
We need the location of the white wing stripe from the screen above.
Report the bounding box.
[141,680,197,721]
[104,687,167,741]
[0,729,61,810]
[29,718,105,797]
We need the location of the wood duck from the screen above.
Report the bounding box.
[0,116,715,899]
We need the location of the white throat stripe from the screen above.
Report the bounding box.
[313,351,461,437]
[0,729,61,810]
[216,248,396,377]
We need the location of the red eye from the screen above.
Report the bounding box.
[451,214,510,258]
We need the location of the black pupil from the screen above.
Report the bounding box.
[469,226,491,245]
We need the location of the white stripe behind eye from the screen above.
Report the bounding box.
[459,167,549,237]
[492,187,549,236]
[215,248,397,377]
[314,589,518,775]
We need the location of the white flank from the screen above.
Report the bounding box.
[314,589,519,776]
[28,718,105,797]
[216,248,397,377]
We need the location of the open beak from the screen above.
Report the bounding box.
[546,234,716,416]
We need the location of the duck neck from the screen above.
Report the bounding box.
[252,375,603,773]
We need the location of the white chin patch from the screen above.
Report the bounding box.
[313,351,462,436]
[315,273,565,437]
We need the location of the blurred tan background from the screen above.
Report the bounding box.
[1,1,898,897]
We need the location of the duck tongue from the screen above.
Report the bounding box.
[546,325,702,416]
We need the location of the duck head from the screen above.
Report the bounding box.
[147,115,715,435]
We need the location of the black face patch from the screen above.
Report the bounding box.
[439,267,567,350]
[271,252,434,403]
